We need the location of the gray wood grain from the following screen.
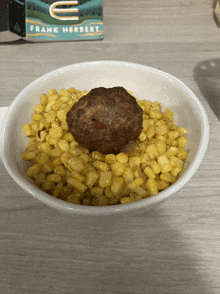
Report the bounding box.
[1,0,220,293]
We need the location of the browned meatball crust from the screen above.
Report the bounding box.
[66,87,143,154]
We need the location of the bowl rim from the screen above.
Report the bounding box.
[0,60,210,216]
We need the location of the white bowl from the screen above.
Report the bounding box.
[0,61,209,217]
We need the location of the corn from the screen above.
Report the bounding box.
[71,170,85,183]
[105,154,116,165]
[177,148,188,160]
[150,160,161,174]
[160,173,176,183]
[146,178,158,196]
[27,163,41,177]
[99,171,112,188]
[143,166,156,179]
[177,136,187,147]
[116,152,128,164]
[93,161,109,172]
[111,176,125,196]
[122,167,134,183]
[127,177,144,190]
[85,172,99,188]
[129,157,141,170]
[67,177,87,193]
[111,162,124,176]
[68,157,84,173]
[90,187,104,196]
[46,174,61,182]
[57,139,69,152]
[22,124,32,136]
[54,165,66,176]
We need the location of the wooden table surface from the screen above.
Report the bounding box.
[1,1,220,293]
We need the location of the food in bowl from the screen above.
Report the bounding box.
[66,86,143,154]
[21,86,188,206]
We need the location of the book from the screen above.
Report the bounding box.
[0,0,103,42]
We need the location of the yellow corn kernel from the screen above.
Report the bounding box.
[40,94,48,106]
[150,160,161,174]
[34,104,45,114]
[71,170,85,182]
[127,177,144,190]
[155,140,167,156]
[49,127,63,139]
[54,165,66,176]
[133,187,148,197]
[90,187,104,196]
[57,109,67,122]
[53,157,62,166]
[177,127,187,135]
[160,172,176,183]
[116,152,128,164]
[111,176,125,196]
[139,132,147,142]
[36,130,47,143]
[41,181,55,191]
[105,154,116,165]
[67,177,87,193]
[157,154,173,174]
[27,163,41,177]
[79,153,90,163]
[85,171,99,188]
[146,144,158,160]
[104,187,114,198]
[162,109,173,121]
[91,151,105,161]
[68,157,84,172]
[120,197,133,204]
[129,156,141,170]
[57,139,69,152]
[60,95,69,103]
[177,136,187,147]
[36,153,50,165]
[31,113,43,121]
[146,126,155,139]
[156,135,166,142]
[21,151,37,161]
[37,142,52,154]
[22,124,32,136]
[81,163,96,176]
[63,133,74,142]
[50,148,62,158]
[93,161,109,172]
[140,153,150,166]
[166,146,179,158]
[157,180,170,190]
[66,195,81,204]
[171,166,182,177]
[35,171,47,184]
[70,146,84,156]
[42,160,54,173]
[46,174,61,182]
[111,162,124,176]
[122,167,134,183]
[168,131,180,140]
[49,88,57,96]
[143,166,156,179]
[53,182,63,198]
[44,111,57,122]
[46,135,58,146]
[60,121,69,131]
[177,148,188,160]
[99,171,112,188]
[92,194,109,206]
[169,156,184,168]
[30,121,39,133]
[155,124,169,135]
[149,110,162,120]
[142,119,149,132]
[146,178,158,196]
[60,88,71,97]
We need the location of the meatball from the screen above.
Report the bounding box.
[66,87,143,154]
